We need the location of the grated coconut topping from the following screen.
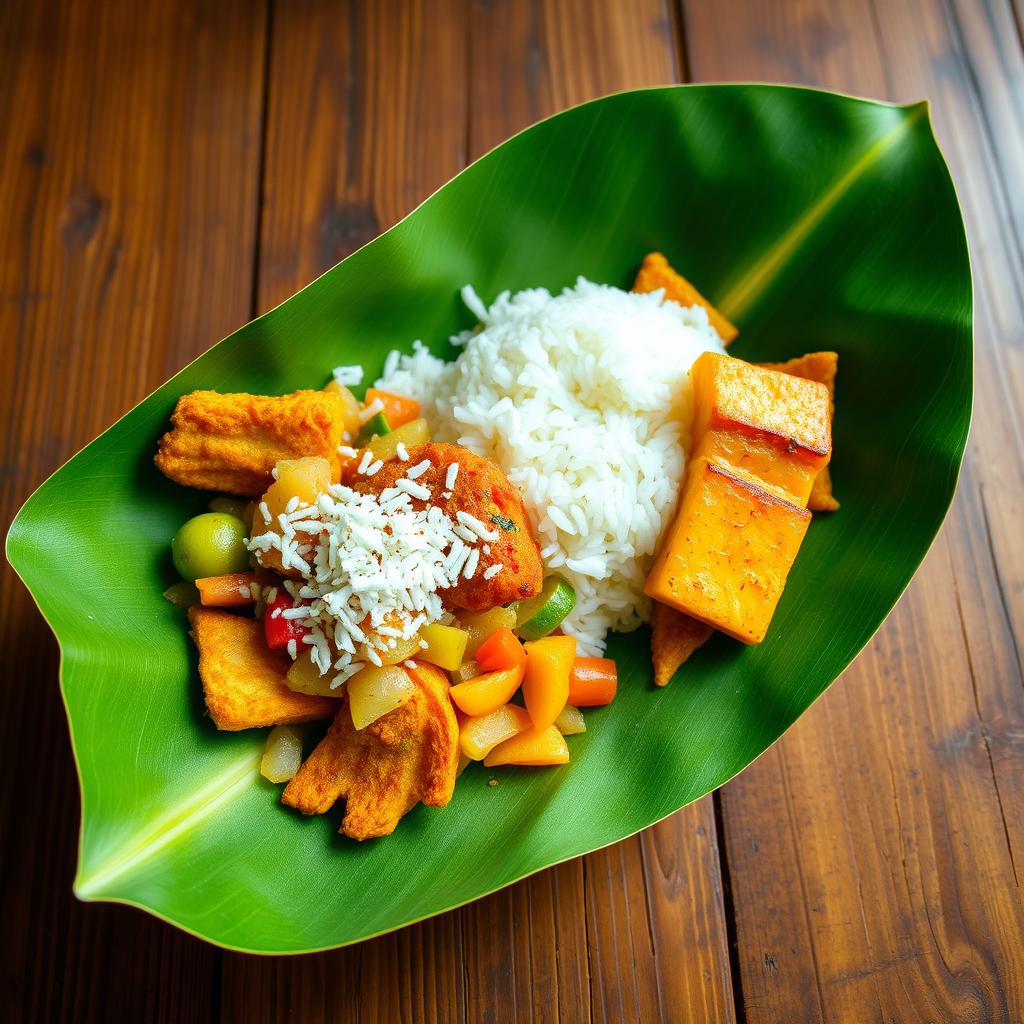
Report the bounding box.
[246,462,499,680]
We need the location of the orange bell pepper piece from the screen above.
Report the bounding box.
[449,663,525,717]
[364,388,420,429]
[567,657,618,706]
[521,636,576,729]
[484,724,569,767]
[474,627,527,673]
[196,571,260,607]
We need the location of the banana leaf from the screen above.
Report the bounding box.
[6,85,971,953]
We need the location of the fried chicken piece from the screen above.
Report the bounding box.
[349,442,543,611]
[188,606,337,730]
[155,390,348,496]
[757,352,839,512]
[282,663,459,840]
[650,601,714,687]
[633,252,739,345]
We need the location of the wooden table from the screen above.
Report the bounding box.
[2,1,1021,1020]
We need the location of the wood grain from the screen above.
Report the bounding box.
[218,3,735,1023]
[255,0,468,314]
[0,1,267,1021]
[684,0,1024,1019]
[3,0,1023,1020]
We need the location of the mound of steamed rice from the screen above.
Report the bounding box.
[374,278,726,655]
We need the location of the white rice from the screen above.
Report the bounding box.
[375,277,725,655]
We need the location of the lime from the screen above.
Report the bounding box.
[515,576,576,641]
[171,513,250,581]
[357,410,392,445]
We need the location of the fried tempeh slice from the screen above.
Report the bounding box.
[650,602,714,686]
[633,251,739,345]
[155,389,349,496]
[282,662,459,840]
[758,351,839,512]
[188,606,337,730]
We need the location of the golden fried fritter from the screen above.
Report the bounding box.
[650,601,713,687]
[757,352,839,512]
[633,252,739,345]
[155,390,348,496]
[349,442,543,611]
[281,662,459,840]
[188,606,337,730]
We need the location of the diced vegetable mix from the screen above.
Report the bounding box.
[322,380,364,437]
[171,512,250,581]
[458,605,518,658]
[196,571,259,607]
[263,592,309,650]
[449,664,525,717]
[163,580,200,607]
[167,378,614,784]
[285,651,341,697]
[514,575,576,640]
[474,627,526,672]
[260,725,304,783]
[418,622,469,671]
[567,657,617,706]
[554,704,586,736]
[357,410,391,446]
[366,417,430,463]
[364,388,421,429]
[459,704,532,760]
[484,725,569,767]
[348,665,416,731]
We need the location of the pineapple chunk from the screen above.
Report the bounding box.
[261,725,304,783]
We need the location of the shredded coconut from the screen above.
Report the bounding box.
[332,365,364,387]
[247,482,488,677]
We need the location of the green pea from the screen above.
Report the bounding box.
[171,513,250,581]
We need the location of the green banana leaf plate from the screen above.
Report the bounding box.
[6,85,971,954]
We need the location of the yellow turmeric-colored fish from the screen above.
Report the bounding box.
[156,389,349,496]
[188,606,337,730]
[282,662,459,840]
[349,443,543,611]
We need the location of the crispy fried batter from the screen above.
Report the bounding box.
[758,352,839,512]
[188,606,337,730]
[651,601,714,686]
[633,252,739,345]
[281,662,459,840]
[155,390,348,496]
[349,442,543,610]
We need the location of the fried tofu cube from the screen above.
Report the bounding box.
[155,389,349,496]
[187,606,337,730]
[633,252,739,345]
[645,459,812,644]
[758,351,839,512]
[282,662,459,840]
[691,353,831,508]
[650,602,714,686]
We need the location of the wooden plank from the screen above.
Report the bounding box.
[219,3,469,1018]
[465,3,735,1022]
[467,0,683,156]
[254,0,468,314]
[222,2,734,1021]
[0,0,267,1021]
[682,0,1024,1019]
